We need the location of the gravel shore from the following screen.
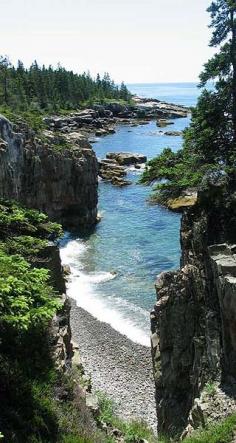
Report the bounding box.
[70,299,157,430]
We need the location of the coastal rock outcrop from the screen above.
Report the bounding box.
[0,115,98,227]
[98,152,146,186]
[151,173,236,437]
[106,152,147,165]
[164,130,183,136]
[42,99,189,139]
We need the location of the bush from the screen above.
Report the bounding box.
[0,199,63,240]
[0,250,60,330]
[140,147,218,204]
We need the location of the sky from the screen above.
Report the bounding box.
[1,0,215,83]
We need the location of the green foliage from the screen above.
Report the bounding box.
[0,58,131,115]
[204,382,217,397]
[0,199,66,441]
[97,391,158,442]
[1,235,48,258]
[0,199,63,240]
[47,134,72,152]
[183,414,236,443]
[140,147,217,203]
[61,437,94,443]
[0,198,110,443]
[0,250,60,330]
[141,1,236,204]
[96,391,116,425]
[190,0,236,163]
[124,420,157,443]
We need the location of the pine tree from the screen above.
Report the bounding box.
[120,81,130,101]
[191,0,236,163]
[0,57,131,112]
[141,1,236,201]
[0,56,11,105]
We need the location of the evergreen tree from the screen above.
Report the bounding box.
[0,56,11,105]
[187,0,236,164]
[0,57,130,112]
[141,1,236,201]
[120,81,130,101]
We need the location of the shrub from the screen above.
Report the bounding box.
[0,250,60,330]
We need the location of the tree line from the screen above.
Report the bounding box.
[0,57,131,112]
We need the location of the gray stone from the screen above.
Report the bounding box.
[0,115,98,228]
[86,392,99,413]
[151,176,236,437]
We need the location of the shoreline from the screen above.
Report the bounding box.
[43,95,189,140]
[70,299,157,431]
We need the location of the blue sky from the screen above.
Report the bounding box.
[1,0,214,83]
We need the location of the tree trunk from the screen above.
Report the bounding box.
[230,9,236,151]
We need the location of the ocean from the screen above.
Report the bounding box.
[60,83,200,347]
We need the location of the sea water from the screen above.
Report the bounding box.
[60,83,199,347]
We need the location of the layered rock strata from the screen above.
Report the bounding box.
[99,152,146,186]
[0,115,98,227]
[151,174,236,437]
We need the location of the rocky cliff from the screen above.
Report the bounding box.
[151,173,236,437]
[36,241,73,371]
[0,115,98,227]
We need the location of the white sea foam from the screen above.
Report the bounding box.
[60,238,151,347]
[126,163,146,172]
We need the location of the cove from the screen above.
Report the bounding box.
[60,83,200,347]
[60,114,192,347]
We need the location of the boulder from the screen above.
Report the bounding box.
[107,127,116,134]
[111,176,132,187]
[164,130,183,136]
[106,152,147,165]
[156,119,174,127]
[95,128,109,136]
[85,392,99,414]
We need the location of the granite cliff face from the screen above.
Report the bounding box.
[151,173,236,437]
[0,115,98,227]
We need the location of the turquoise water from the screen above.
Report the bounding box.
[60,83,199,346]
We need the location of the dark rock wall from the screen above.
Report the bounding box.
[31,241,73,371]
[0,115,98,228]
[151,174,236,436]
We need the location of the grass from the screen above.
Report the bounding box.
[183,414,236,443]
[96,391,158,443]
[96,392,236,443]
[0,105,47,133]
[204,382,217,398]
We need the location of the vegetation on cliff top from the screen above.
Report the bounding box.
[0,57,131,113]
[141,0,236,204]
